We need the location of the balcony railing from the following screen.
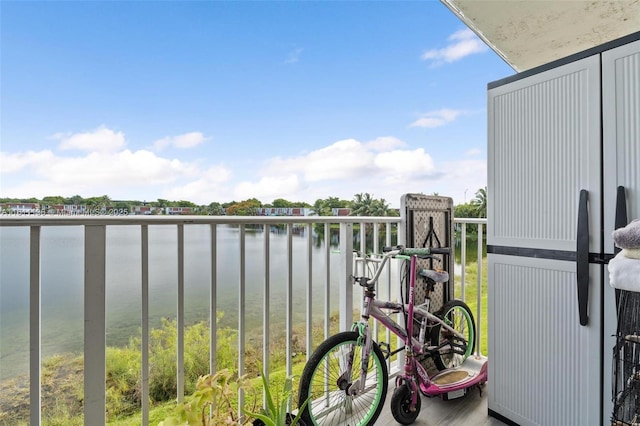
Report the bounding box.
[0,215,486,425]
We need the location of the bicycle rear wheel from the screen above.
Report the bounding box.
[298,331,388,426]
[431,299,475,370]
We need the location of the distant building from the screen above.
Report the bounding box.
[255,207,311,216]
[332,208,351,216]
[47,204,65,214]
[1,202,40,213]
[60,204,87,214]
[133,205,159,215]
[165,206,193,215]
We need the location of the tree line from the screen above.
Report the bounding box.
[0,193,397,217]
[453,187,487,218]
[1,188,487,217]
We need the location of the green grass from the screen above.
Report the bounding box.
[107,401,174,426]
[453,257,488,356]
[0,313,325,426]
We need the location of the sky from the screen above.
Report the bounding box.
[0,1,515,208]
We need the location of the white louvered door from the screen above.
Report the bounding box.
[487,55,602,426]
[602,39,640,425]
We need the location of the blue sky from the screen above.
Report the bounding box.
[1,1,514,207]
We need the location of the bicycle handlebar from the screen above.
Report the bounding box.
[382,245,451,256]
[358,245,450,287]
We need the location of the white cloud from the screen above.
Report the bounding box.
[366,136,406,152]
[374,148,435,181]
[438,159,487,203]
[248,136,488,206]
[421,28,488,66]
[153,132,209,151]
[263,139,438,185]
[234,174,303,201]
[55,126,126,152]
[245,138,444,205]
[1,126,488,208]
[304,139,375,181]
[465,148,482,157]
[0,150,56,173]
[264,139,376,182]
[43,150,187,185]
[410,108,465,128]
[285,48,303,64]
[162,165,233,203]
[0,127,229,204]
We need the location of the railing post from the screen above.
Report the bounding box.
[210,224,218,375]
[460,223,467,300]
[372,222,379,341]
[286,223,293,378]
[306,223,313,366]
[324,223,331,342]
[339,223,354,332]
[385,223,392,370]
[84,225,106,426]
[262,224,270,408]
[476,222,483,356]
[177,224,185,402]
[29,226,41,426]
[238,224,246,414]
[141,225,149,425]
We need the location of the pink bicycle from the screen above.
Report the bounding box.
[298,246,488,425]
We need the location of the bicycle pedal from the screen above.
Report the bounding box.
[378,342,391,359]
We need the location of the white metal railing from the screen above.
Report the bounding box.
[0,215,485,425]
[454,217,487,356]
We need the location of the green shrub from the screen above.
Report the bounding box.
[159,369,255,426]
[244,366,309,426]
[106,346,141,418]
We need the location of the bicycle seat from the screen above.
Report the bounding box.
[419,269,449,283]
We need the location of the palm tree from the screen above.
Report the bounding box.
[370,198,391,216]
[471,187,487,217]
[349,193,395,217]
[350,193,375,216]
[310,199,331,216]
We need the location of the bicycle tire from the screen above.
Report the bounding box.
[430,299,475,371]
[298,331,388,426]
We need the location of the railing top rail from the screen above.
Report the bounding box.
[453,217,487,224]
[0,215,401,227]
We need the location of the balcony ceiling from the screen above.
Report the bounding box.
[441,0,640,72]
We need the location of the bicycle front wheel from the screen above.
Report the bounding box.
[431,299,475,370]
[298,331,388,426]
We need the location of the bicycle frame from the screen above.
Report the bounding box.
[348,250,466,397]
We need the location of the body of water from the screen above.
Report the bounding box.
[0,225,349,380]
[0,224,478,380]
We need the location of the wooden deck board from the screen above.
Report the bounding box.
[376,383,506,425]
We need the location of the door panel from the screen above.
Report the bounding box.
[488,255,601,426]
[602,38,640,426]
[487,54,603,425]
[603,39,640,252]
[488,55,601,252]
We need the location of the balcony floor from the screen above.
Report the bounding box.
[377,383,506,425]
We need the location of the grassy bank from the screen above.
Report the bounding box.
[0,315,317,426]
[1,257,488,425]
[453,257,488,356]
[0,304,346,426]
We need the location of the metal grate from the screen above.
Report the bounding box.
[612,290,640,425]
[400,194,454,313]
[400,194,454,375]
